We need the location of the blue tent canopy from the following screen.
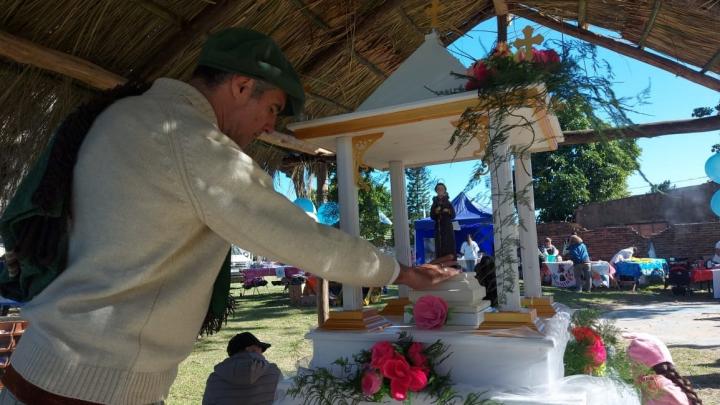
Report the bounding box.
[414,192,494,264]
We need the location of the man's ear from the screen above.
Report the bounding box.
[230,75,254,103]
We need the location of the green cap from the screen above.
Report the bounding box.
[198,28,305,116]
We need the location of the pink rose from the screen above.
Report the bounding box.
[413,295,448,330]
[361,370,383,396]
[465,61,490,90]
[370,341,395,369]
[408,342,427,367]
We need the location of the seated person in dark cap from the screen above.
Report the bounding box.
[203,332,281,405]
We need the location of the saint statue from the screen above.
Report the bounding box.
[430,183,456,260]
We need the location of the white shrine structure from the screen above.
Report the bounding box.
[282,32,572,400]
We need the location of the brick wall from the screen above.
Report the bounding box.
[537,221,720,262]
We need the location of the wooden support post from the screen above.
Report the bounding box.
[512,7,720,92]
[289,0,331,30]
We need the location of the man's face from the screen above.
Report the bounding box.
[222,76,286,148]
[245,344,263,354]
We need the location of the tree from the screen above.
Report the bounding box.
[532,103,641,222]
[405,167,434,243]
[327,168,394,247]
[649,180,674,194]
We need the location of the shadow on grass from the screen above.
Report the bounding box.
[689,373,720,390]
[547,284,717,312]
[668,344,720,350]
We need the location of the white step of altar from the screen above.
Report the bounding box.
[304,320,568,391]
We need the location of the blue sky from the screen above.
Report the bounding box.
[277,17,719,204]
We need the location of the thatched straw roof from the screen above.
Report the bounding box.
[1,0,719,207]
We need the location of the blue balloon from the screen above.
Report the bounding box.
[704,153,720,183]
[293,198,317,214]
[711,190,720,217]
[317,202,340,225]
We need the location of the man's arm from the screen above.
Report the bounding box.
[176,129,458,289]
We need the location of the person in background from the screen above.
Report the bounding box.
[568,235,592,292]
[710,241,720,265]
[540,237,559,259]
[203,332,280,405]
[430,183,456,260]
[611,246,637,264]
[459,234,481,272]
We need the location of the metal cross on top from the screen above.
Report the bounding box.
[425,0,442,30]
[513,26,544,55]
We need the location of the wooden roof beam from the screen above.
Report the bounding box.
[701,47,720,74]
[0,30,125,90]
[512,6,720,92]
[289,0,331,30]
[577,0,588,30]
[397,7,424,38]
[136,0,251,80]
[441,4,494,46]
[0,29,328,155]
[560,115,720,145]
[129,0,185,27]
[299,0,406,75]
[306,90,353,112]
[349,48,388,79]
[638,0,663,49]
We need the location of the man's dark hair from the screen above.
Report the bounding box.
[192,65,234,88]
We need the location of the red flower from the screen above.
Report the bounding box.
[465,61,491,90]
[532,49,561,66]
[408,342,427,368]
[572,326,600,344]
[370,341,395,369]
[413,295,449,330]
[588,337,607,365]
[361,370,383,396]
[381,355,428,400]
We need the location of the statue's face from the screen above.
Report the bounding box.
[436,185,446,195]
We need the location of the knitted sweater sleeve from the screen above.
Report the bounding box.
[174,126,398,287]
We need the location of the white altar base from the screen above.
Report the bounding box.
[273,310,643,405]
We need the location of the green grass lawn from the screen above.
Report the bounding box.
[169,282,718,404]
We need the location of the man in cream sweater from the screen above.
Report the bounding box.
[0,29,457,404]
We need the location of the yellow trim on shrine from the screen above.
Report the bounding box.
[292,98,481,139]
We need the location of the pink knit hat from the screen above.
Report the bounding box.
[624,333,673,367]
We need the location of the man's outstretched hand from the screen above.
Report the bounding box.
[394,255,459,290]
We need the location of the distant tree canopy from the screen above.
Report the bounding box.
[405,167,434,243]
[532,103,641,222]
[327,168,393,247]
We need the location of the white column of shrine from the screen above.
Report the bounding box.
[489,141,522,312]
[389,160,410,298]
[336,136,364,310]
[515,152,542,297]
